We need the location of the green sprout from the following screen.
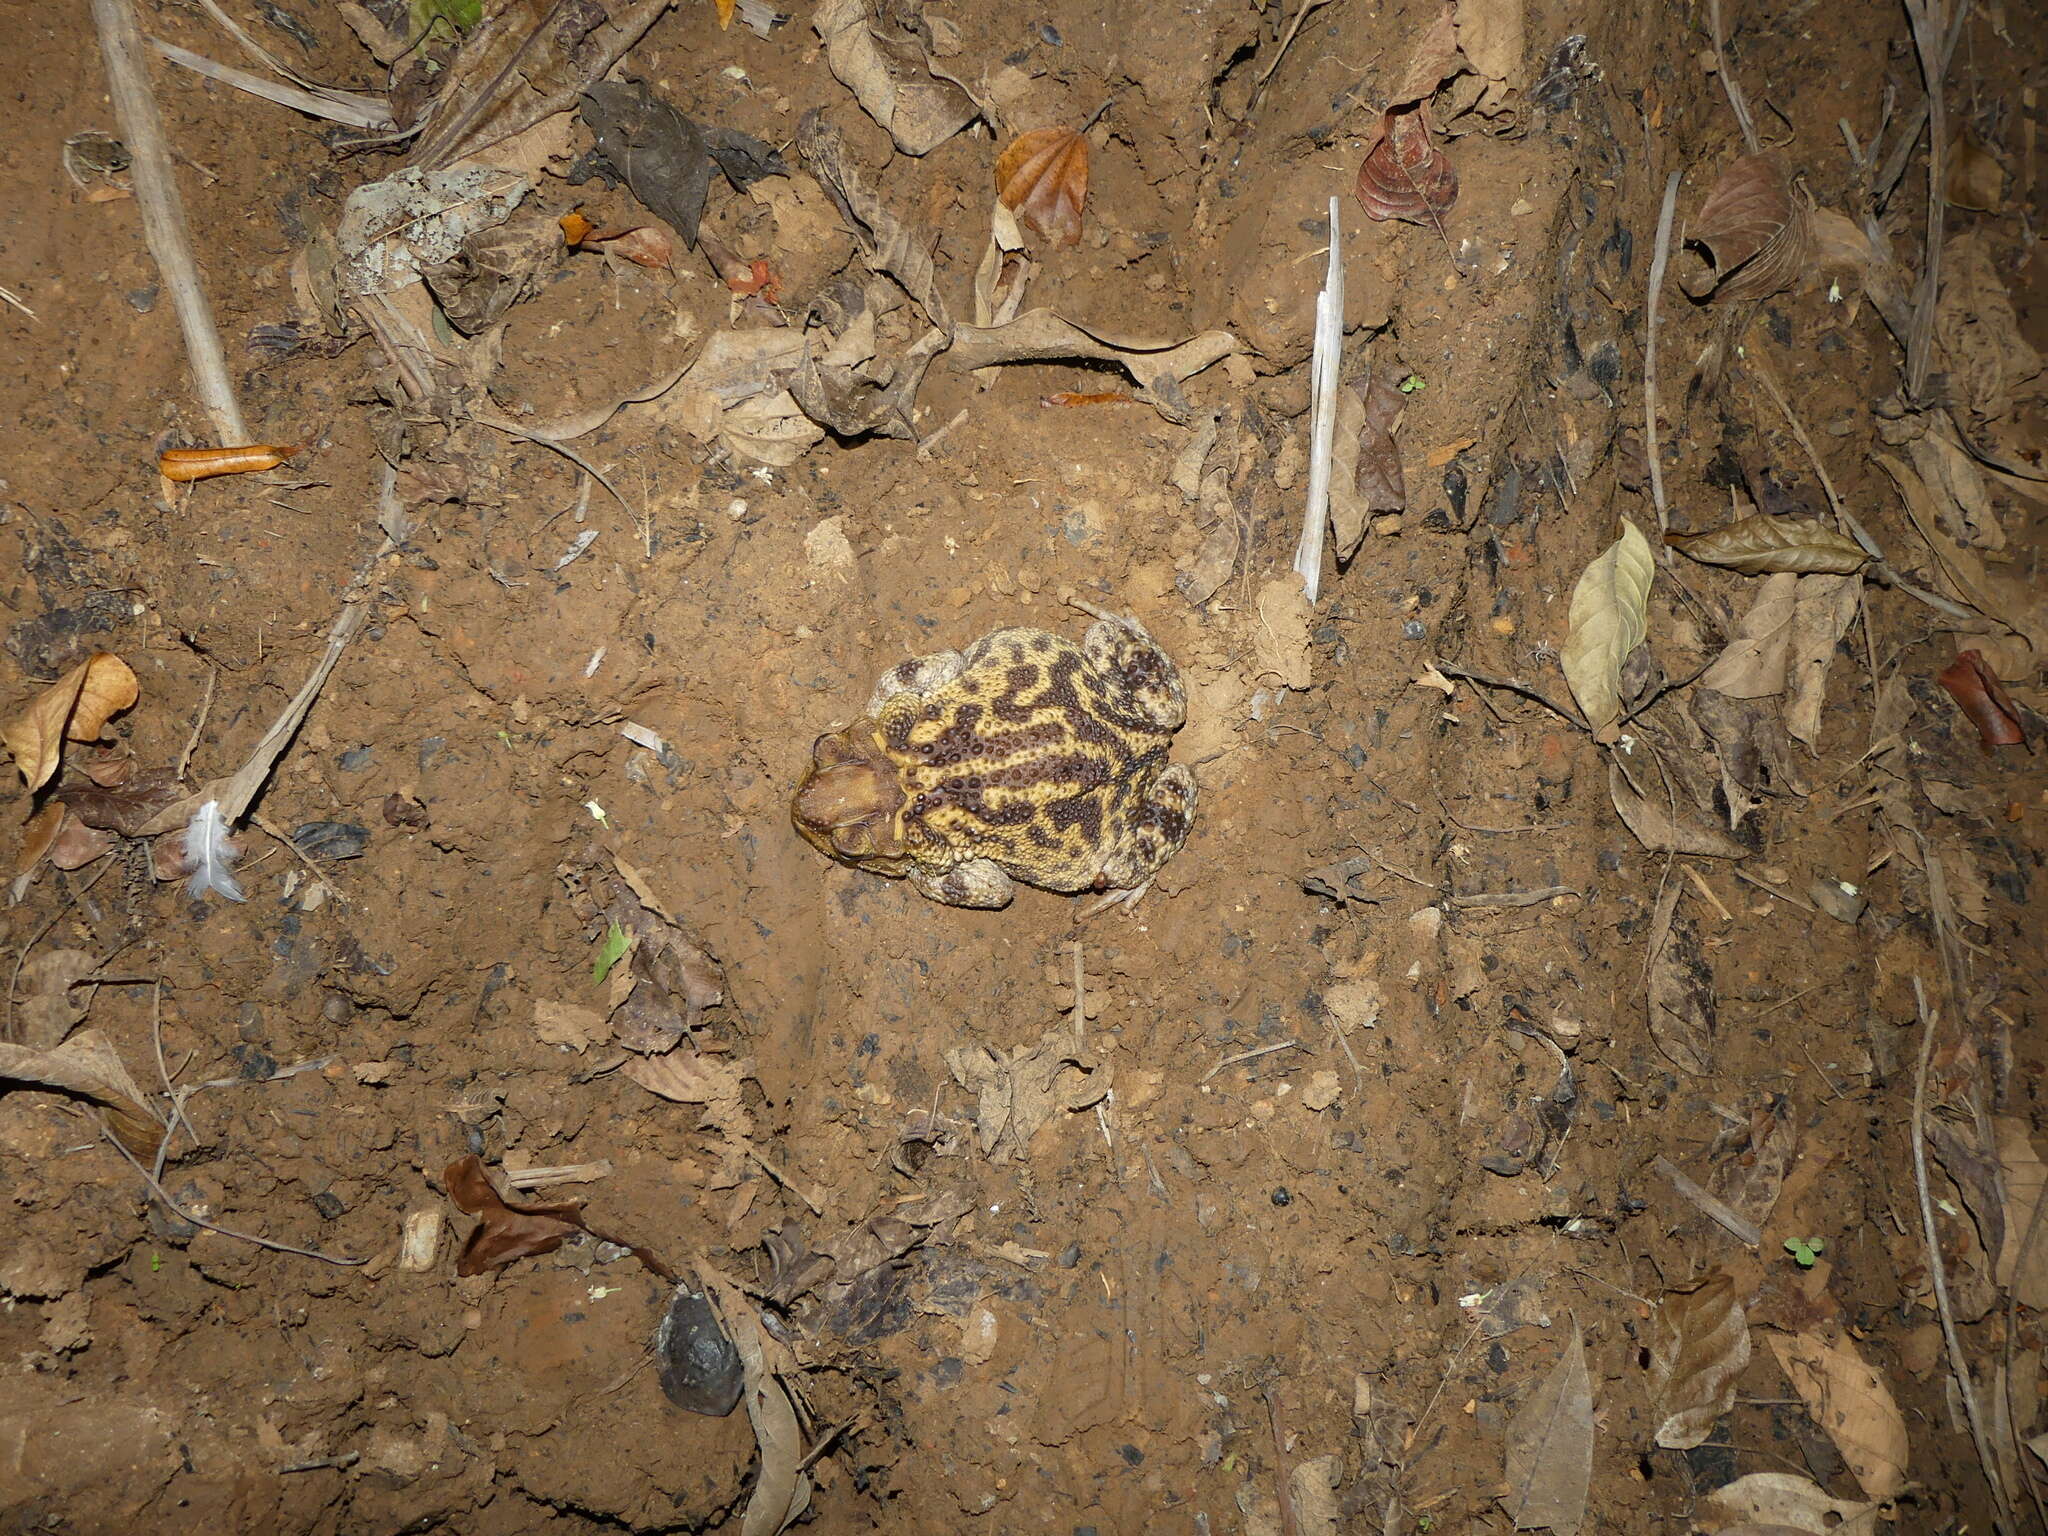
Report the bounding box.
[1784,1236,1824,1269]
[1399,373,1426,394]
[410,0,481,44]
[592,920,631,984]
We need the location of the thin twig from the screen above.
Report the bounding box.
[1644,172,1683,536]
[1910,976,2013,1526]
[1706,0,1760,153]
[176,665,217,781]
[102,1128,365,1266]
[1200,1039,1301,1084]
[1430,660,1590,732]
[89,0,248,442]
[1652,1154,1762,1246]
[1267,1386,1300,1536]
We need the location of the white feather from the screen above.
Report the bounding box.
[183,800,247,902]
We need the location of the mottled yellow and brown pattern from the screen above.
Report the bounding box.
[791,608,1197,908]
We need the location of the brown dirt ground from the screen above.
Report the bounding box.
[1,0,2045,1531]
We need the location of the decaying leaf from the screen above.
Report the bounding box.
[1389,2,1462,106]
[0,1029,160,1157]
[946,1029,1109,1161]
[1647,907,1717,1075]
[16,950,99,1053]
[1176,466,1240,605]
[1329,372,1406,559]
[335,165,532,297]
[1784,575,1860,751]
[423,210,561,333]
[947,309,1237,425]
[1946,132,2006,214]
[1700,573,1797,700]
[1937,650,2025,749]
[693,1270,812,1536]
[996,127,1088,248]
[4,653,139,793]
[1610,762,1749,858]
[1561,519,1653,740]
[1910,430,2005,551]
[579,82,786,252]
[1700,1472,1880,1533]
[1503,1323,1592,1534]
[653,328,823,467]
[1666,515,1869,576]
[1934,228,2044,425]
[1253,574,1315,691]
[1648,1269,1751,1449]
[444,1154,672,1279]
[1355,106,1459,227]
[1994,1117,2048,1308]
[1454,0,1525,109]
[1766,1331,1907,1499]
[405,0,671,171]
[1680,154,1813,306]
[814,0,977,157]
[798,112,951,333]
[789,326,948,440]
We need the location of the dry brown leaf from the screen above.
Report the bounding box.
[16,950,99,1052]
[1766,1331,1907,1499]
[3,654,140,792]
[995,127,1088,248]
[1935,229,2044,425]
[945,1029,1109,1160]
[444,1153,673,1279]
[814,0,977,157]
[711,0,737,27]
[1666,515,1869,576]
[533,998,609,1052]
[1330,373,1406,559]
[1561,519,1653,740]
[1910,430,2005,550]
[1391,3,1462,105]
[1610,763,1749,859]
[1700,1472,1880,1533]
[0,1028,160,1157]
[697,1270,812,1536]
[1946,132,2005,213]
[1503,1323,1592,1534]
[1454,0,1525,91]
[1647,907,1717,1075]
[1700,573,1798,699]
[1681,154,1812,305]
[1785,575,1860,751]
[947,309,1237,425]
[1648,1269,1751,1448]
[1355,106,1459,226]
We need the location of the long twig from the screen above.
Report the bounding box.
[1910,977,2013,1527]
[1644,172,1683,536]
[103,1128,365,1266]
[1705,0,1760,153]
[1899,0,1970,400]
[89,0,249,442]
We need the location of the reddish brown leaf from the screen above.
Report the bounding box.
[49,812,117,871]
[996,127,1089,248]
[1938,650,2026,749]
[1354,106,1459,227]
[445,1155,587,1276]
[443,1155,676,1280]
[14,804,64,880]
[1680,153,1812,305]
[1390,2,1461,107]
[1353,373,1407,512]
[59,766,185,837]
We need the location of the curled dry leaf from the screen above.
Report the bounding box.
[1701,1472,1879,1533]
[1609,763,1749,859]
[1680,154,1813,306]
[3,653,140,793]
[945,1028,1109,1161]
[1355,106,1459,226]
[0,1029,161,1158]
[1648,1269,1752,1449]
[1328,372,1407,559]
[1666,515,1869,576]
[814,0,977,157]
[158,444,301,481]
[1937,650,2025,749]
[1699,573,1797,700]
[1946,132,2005,213]
[1390,2,1462,106]
[995,127,1088,248]
[1647,908,1717,1076]
[1560,519,1653,740]
[443,1154,673,1279]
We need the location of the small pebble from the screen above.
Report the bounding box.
[1270,1187,1291,1207]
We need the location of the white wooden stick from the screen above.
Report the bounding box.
[1293,195,1344,604]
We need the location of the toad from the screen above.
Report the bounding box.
[791,604,1197,908]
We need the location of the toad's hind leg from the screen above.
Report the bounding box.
[909,858,1015,909]
[1098,763,1197,891]
[1080,611,1186,730]
[865,649,969,714]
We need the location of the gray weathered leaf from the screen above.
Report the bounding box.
[1504,1323,1592,1534]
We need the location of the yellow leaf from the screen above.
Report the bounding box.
[1561,520,1653,740]
[3,653,140,792]
[712,0,736,27]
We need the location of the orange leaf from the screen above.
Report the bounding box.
[712,0,736,26]
[559,209,597,245]
[1354,106,1458,227]
[3,653,139,792]
[725,258,782,302]
[996,127,1089,248]
[1042,391,1136,407]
